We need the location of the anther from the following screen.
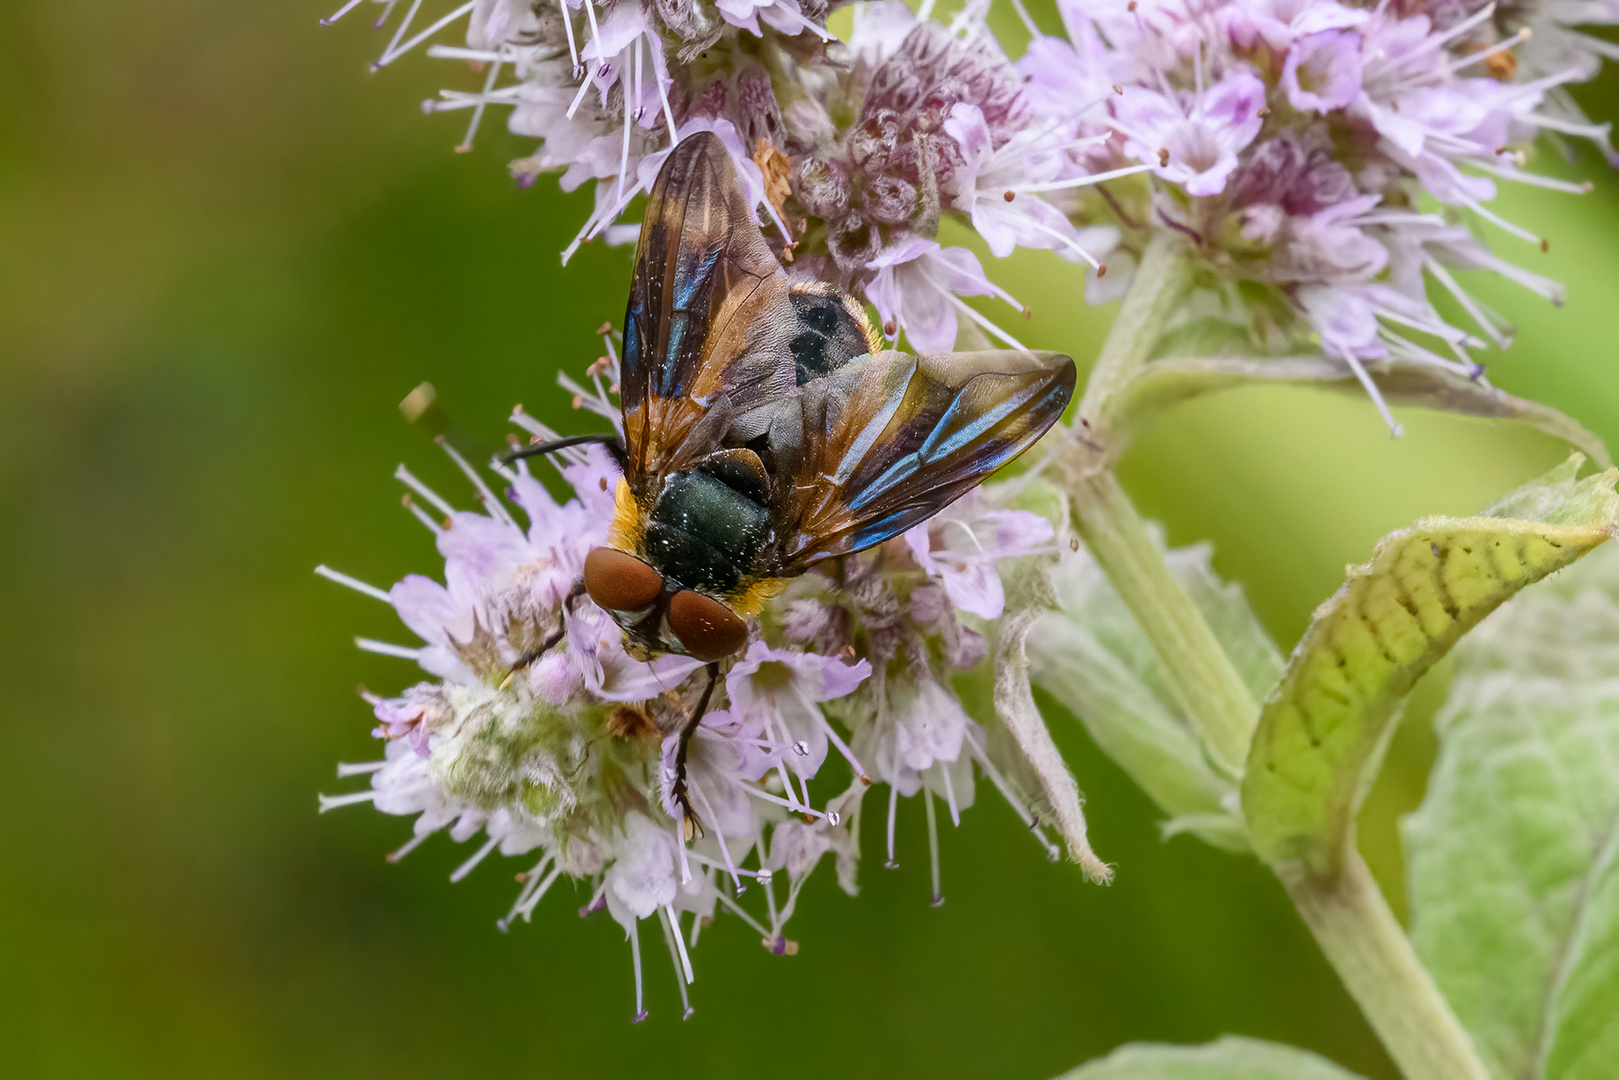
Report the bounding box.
[1003,190,1016,202]
[1257,107,1271,117]
[838,644,857,662]
[1157,148,1170,166]
[882,319,897,336]
[1541,238,1550,252]
[572,394,584,409]
[1112,84,1122,94]
[1096,265,1108,278]
[1070,538,1080,552]
[827,811,841,827]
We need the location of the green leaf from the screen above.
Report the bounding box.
[1404,541,1619,1080]
[1053,1036,1365,1080]
[1032,530,1282,852]
[1244,456,1619,872]
[997,557,1113,882]
[1114,357,1611,469]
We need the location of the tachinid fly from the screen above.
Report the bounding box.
[508,131,1076,836]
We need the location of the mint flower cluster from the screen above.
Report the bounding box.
[1019,0,1613,429]
[318,351,1067,1019]
[324,0,1132,351]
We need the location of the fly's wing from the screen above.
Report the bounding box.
[620,131,797,496]
[766,349,1076,573]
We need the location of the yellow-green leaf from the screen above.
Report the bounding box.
[1243,456,1619,871]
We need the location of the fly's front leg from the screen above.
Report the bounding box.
[670,661,721,842]
[502,433,628,472]
[499,580,587,689]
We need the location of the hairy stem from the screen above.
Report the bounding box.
[1075,233,1192,438]
[1278,853,1490,1080]
[1066,468,1258,773]
[1058,235,1256,772]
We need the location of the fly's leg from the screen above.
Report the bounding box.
[670,661,721,842]
[502,433,627,472]
[499,580,586,689]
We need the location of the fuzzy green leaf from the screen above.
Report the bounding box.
[1404,541,1619,1080]
[1244,456,1619,872]
[1033,531,1281,852]
[1053,1037,1365,1080]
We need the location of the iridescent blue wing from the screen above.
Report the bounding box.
[620,131,797,496]
[764,349,1076,573]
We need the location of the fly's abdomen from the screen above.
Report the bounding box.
[644,470,769,595]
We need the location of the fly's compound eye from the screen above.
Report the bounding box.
[668,590,748,662]
[584,547,665,612]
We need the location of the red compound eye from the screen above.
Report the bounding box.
[668,590,748,662]
[584,548,664,612]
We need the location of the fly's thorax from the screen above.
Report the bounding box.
[642,458,772,598]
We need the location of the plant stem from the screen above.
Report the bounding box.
[1059,234,1257,773]
[1278,853,1490,1080]
[1067,469,1258,773]
[1076,233,1192,435]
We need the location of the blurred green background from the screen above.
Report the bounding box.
[4,3,1619,1078]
